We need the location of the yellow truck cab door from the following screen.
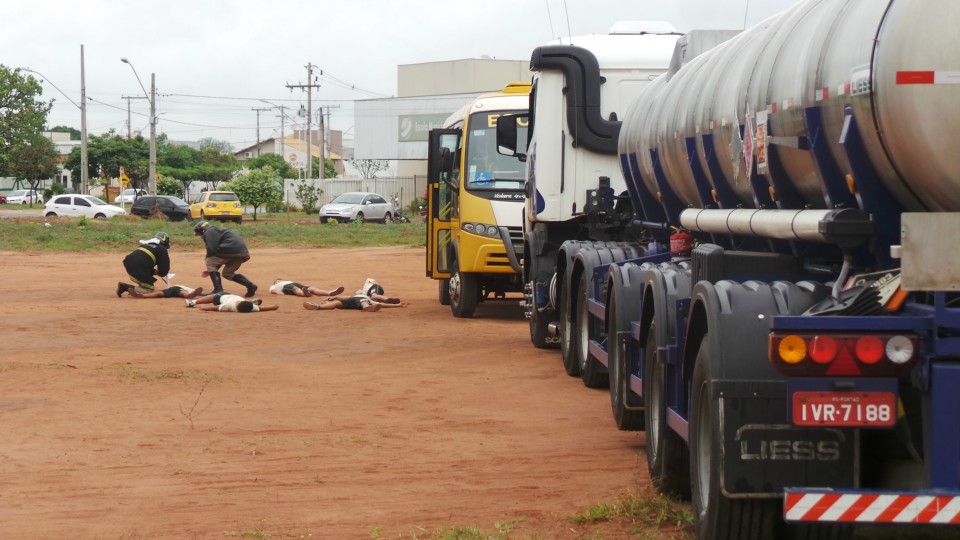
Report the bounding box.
[426,128,461,279]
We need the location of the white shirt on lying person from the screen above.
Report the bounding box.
[218,294,260,312]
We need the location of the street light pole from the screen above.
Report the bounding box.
[120,57,157,194]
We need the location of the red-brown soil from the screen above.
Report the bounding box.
[0,246,683,539]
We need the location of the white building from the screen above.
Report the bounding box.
[354,57,531,178]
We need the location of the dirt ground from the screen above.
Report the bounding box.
[0,246,672,539]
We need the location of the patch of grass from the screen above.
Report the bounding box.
[572,491,693,537]
[223,524,265,538]
[0,214,424,252]
[371,519,525,540]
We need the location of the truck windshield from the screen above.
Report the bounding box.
[464,111,527,191]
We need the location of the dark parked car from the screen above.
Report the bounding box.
[130,195,191,221]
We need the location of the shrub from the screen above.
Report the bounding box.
[295,182,323,214]
[44,182,68,201]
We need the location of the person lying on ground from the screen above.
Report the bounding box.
[132,285,205,300]
[302,294,409,312]
[185,291,278,312]
[355,278,401,304]
[268,279,344,298]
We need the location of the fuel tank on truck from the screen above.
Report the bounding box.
[621,0,960,217]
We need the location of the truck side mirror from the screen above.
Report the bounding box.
[496,115,527,162]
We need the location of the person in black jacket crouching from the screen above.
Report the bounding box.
[193,220,258,297]
[117,231,174,298]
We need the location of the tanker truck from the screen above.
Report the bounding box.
[513,0,960,538]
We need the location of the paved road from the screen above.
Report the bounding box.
[0,208,42,218]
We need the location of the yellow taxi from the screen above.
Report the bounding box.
[189,191,243,223]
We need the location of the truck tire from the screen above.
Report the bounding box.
[449,263,477,318]
[559,266,581,377]
[608,291,644,430]
[558,241,596,377]
[690,334,781,540]
[529,294,555,349]
[438,278,451,305]
[528,254,558,349]
[577,271,607,388]
[644,320,689,495]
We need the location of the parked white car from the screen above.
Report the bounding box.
[318,192,396,223]
[6,189,43,205]
[114,188,147,204]
[44,194,126,219]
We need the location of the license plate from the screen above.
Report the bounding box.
[792,391,896,427]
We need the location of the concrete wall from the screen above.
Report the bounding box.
[354,58,530,162]
[398,58,530,97]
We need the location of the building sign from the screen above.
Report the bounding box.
[398,113,450,142]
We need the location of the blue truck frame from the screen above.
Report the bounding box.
[566,103,960,536]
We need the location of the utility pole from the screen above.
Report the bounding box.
[122,95,147,139]
[149,73,157,193]
[80,45,88,195]
[286,63,320,179]
[120,57,156,193]
[317,104,340,179]
[275,106,287,165]
[251,107,271,156]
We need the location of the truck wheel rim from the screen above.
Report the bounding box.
[695,378,711,512]
[649,344,662,460]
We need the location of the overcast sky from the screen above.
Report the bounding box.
[2,0,802,151]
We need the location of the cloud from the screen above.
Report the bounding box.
[2,0,802,148]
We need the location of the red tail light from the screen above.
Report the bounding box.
[809,336,838,364]
[769,333,918,377]
[855,336,884,364]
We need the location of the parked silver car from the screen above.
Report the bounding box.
[319,192,396,223]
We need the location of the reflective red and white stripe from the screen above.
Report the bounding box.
[896,71,960,84]
[785,491,960,524]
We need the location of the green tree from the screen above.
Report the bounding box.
[43,181,68,201]
[197,147,239,189]
[50,125,80,140]
[244,152,297,179]
[0,66,52,176]
[156,174,183,197]
[64,133,150,190]
[309,156,337,179]
[295,181,323,213]
[9,133,59,203]
[225,166,281,221]
[197,137,233,153]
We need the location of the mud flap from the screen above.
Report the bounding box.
[719,388,857,496]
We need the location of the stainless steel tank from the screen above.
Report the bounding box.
[622,0,960,216]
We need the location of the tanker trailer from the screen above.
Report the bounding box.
[571,0,960,538]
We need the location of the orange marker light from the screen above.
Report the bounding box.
[778,335,807,364]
